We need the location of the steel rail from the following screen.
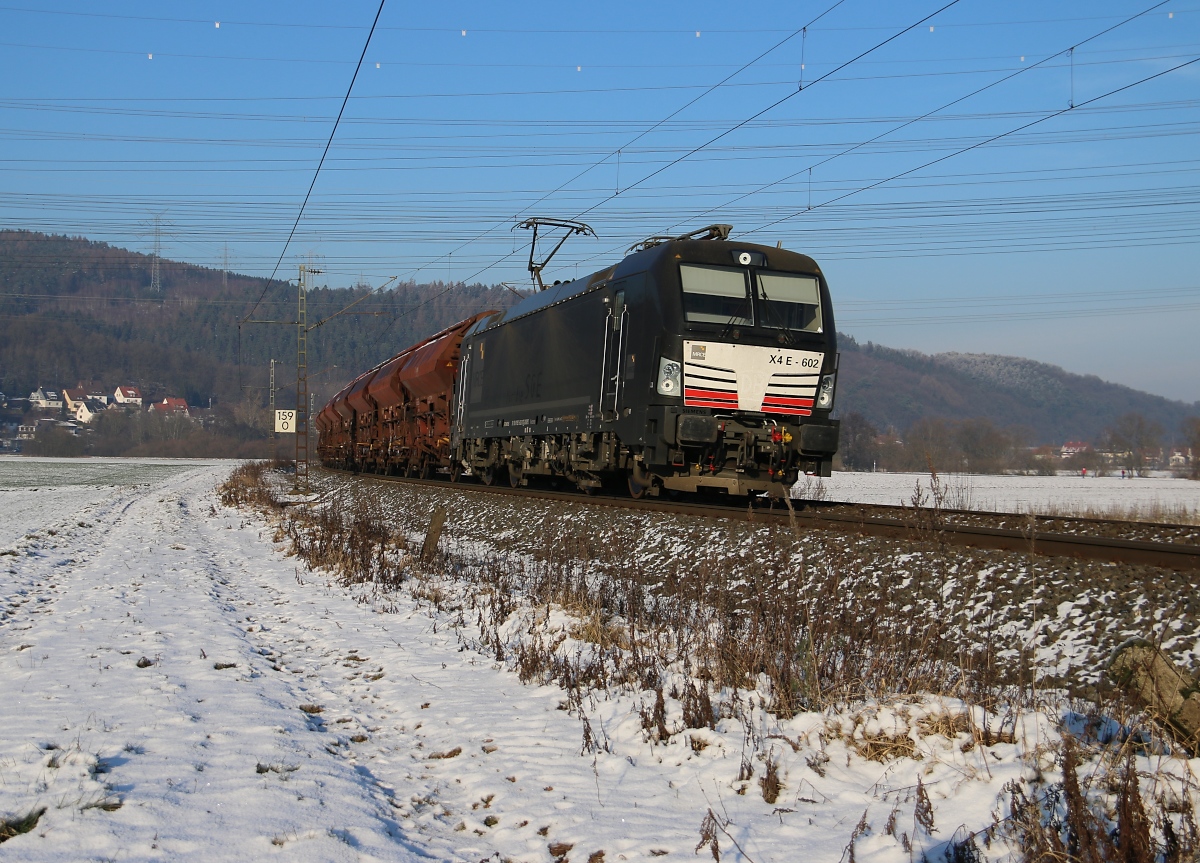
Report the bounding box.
[321,468,1200,571]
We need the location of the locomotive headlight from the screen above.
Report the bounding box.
[657,358,682,396]
[815,373,836,409]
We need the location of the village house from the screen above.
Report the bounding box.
[28,388,63,411]
[113,385,143,407]
[62,387,87,414]
[16,424,37,440]
[150,396,191,418]
[77,382,109,404]
[74,400,108,424]
[1061,441,1091,459]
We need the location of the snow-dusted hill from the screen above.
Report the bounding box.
[837,338,1199,442]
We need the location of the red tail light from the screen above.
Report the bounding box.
[771,427,783,443]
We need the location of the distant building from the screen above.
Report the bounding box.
[16,424,36,440]
[75,381,109,404]
[29,388,63,411]
[75,400,108,424]
[1061,441,1091,459]
[150,396,191,418]
[113,385,143,406]
[62,387,88,413]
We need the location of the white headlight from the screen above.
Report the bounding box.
[657,358,682,395]
[815,374,836,409]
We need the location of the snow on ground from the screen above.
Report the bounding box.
[0,458,227,549]
[813,469,1200,517]
[1,459,1196,861]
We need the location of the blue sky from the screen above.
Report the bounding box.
[2,1,1199,402]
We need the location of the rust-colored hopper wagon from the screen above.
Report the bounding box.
[316,311,497,477]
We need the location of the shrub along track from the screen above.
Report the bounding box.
[298,466,1200,696]
[323,468,1200,571]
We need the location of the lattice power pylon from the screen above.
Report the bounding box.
[150,214,162,292]
[293,264,317,493]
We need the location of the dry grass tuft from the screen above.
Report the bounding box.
[759,752,782,803]
[0,807,46,843]
[852,730,919,763]
[428,747,462,760]
[298,703,323,714]
[917,710,970,738]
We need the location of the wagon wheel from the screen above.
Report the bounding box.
[420,458,434,480]
[404,458,417,478]
[508,461,524,488]
[480,465,496,486]
[449,460,462,483]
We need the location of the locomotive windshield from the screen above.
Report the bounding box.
[756,272,823,333]
[680,264,752,325]
[680,263,822,333]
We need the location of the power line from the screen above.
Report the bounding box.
[398,2,849,292]
[0,4,1193,34]
[744,54,1200,239]
[240,0,387,325]
[570,0,965,225]
[674,0,1174,234]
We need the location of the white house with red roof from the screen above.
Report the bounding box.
[113,385,143,406]
[150,397,191,418]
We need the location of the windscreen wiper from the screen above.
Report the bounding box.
[717,297,752,341]
[756,280,795,346]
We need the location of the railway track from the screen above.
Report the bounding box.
[322,469,1200,571]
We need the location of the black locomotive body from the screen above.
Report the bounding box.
[452,231,840,496]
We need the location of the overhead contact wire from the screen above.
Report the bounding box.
[240,0,387,326]
[397,1,848,296]
[570,0,966,223]
[745,55,1200,237]
[682,0,1173,232]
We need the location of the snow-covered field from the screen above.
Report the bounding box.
[815,469,1199,519]
[2,458,1197,861]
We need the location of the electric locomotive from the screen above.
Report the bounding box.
[452,224,840,497]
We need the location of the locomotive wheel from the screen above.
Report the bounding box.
[480,465,496,486]
[627,473,649,499]
[508,462,523,488]
[449,461,461,483]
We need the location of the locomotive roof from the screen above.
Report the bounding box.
[481,237,823,332]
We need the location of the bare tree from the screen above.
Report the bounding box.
[838,412,880,471]
[955,418,1019,475]
[1104,412,1163,476]
[1183,416,1200,480]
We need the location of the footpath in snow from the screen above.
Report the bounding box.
[1,459,1196,862]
